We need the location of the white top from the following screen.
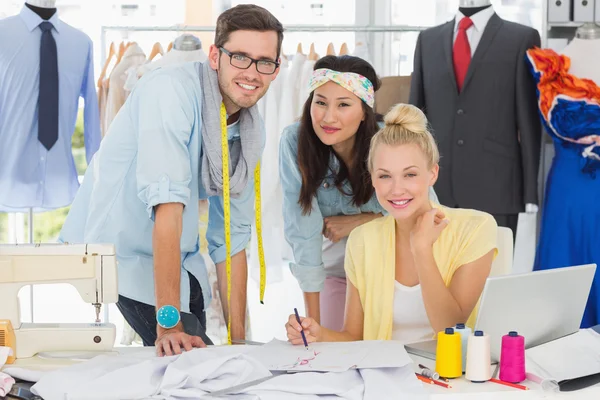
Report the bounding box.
[453,5,495,56]
[105,43,147,129]
[298,59,316,118]
[391,281,434,343]
[285,52,307,120]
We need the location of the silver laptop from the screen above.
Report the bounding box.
[404,264,597,362]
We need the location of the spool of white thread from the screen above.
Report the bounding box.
[465,330,492,382]
[455,323,472,373]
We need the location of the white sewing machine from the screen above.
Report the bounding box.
[0,243,118,359]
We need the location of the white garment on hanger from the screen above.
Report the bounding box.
[298,59,316,116]
[124,48,208,91]
[277,56,302,261]
[104,43,146,129]
[285,52,307,120]
[28,346,427,400]
[257,89,267,122]
[277,57,295,137]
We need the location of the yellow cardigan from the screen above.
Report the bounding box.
[344,204,498,341]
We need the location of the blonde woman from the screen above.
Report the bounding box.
[286,103,498,344]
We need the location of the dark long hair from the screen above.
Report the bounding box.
[297,55,382,215]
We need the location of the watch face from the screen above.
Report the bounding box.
[157,305,180,329]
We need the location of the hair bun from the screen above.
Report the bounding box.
[383,103,428,135]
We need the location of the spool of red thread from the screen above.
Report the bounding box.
[499,331,526,383]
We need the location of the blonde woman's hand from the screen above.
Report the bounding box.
[285,314,321,345]
[410,208,449,252]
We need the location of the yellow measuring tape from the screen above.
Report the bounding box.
[220,103,266,345]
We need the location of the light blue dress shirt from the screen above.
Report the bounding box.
[279,122,440,292]
[59,62,263,312]
[0,6,100,212]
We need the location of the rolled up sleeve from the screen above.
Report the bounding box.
[279,126,326,293]
[206,171,255,265]
[133,72,194,220]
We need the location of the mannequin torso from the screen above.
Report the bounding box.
[25,0,56,20]
[561,38,600,85]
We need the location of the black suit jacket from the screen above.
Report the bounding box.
[409,13,541,215]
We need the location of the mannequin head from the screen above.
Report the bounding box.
[459,0,491,6]
[173,34,202,51]
[25,0,56,8]
[576,23,600,40]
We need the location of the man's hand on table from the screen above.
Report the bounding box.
[155,323,206,357]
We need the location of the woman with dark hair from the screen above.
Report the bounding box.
[279,55,437,330]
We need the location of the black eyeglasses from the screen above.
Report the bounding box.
[219,47,279,75]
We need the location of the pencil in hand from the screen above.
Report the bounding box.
[294,308,309,350]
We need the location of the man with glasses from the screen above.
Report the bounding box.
[59,5,283,356]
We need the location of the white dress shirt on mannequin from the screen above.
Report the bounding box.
[453,5,495,55]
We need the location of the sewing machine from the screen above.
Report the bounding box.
[0,243,118,360]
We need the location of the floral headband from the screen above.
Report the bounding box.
[307,68,375,108]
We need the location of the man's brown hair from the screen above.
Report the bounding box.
[214,4,284,60]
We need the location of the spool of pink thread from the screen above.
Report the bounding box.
[499,331,526,383]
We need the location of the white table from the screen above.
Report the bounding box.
[411,354,600,399]
[3,348,600,399]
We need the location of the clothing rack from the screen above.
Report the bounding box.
[100,24,428,63]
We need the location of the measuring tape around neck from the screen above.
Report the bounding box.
[220,103,266,345]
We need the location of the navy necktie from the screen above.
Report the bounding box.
[38,21,59,150]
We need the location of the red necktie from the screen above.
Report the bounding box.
[453,17,473,92]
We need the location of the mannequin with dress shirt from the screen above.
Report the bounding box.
[0,0,101,212]
[408,0,541,235]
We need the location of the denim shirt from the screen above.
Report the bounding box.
[279,122,382,292]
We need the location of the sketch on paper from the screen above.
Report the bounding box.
[276,350,322,370]
[247,339,414,373]
[247,340,370,372]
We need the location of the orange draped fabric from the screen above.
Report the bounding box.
[526,47,600,120]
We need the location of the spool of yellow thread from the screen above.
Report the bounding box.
[436,327,462,379]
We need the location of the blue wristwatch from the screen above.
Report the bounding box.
[156,305,180,329]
